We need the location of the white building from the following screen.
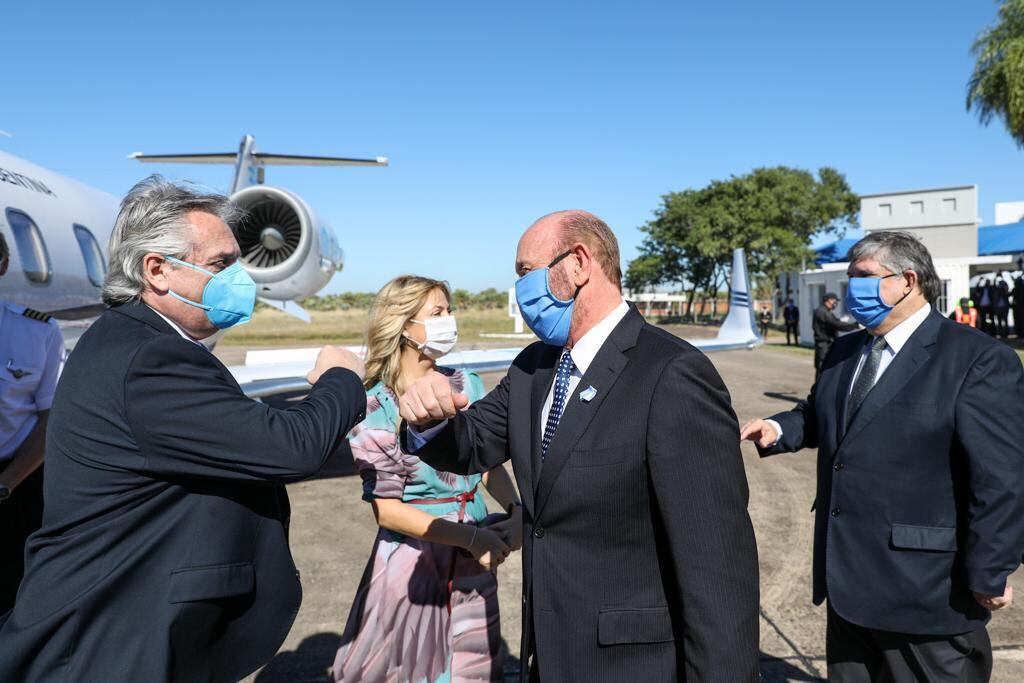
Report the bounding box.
[786,185,1015,345]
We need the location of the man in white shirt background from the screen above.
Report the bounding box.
[742,231,1024,683]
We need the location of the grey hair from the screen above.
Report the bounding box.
[846,231,941,303]
[102,175,242,306]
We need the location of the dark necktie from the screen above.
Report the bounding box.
[541,351,575,461]
[846,337,887,428]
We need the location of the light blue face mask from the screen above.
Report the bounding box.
[845,274,908,329]
[165,256,257,329]
[514,250,577,347]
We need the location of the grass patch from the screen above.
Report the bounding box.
[220,307,516,347]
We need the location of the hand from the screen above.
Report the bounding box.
[307,346,365,385]
[974,586,1014,611]
[399,370,469,427]
[467,527,510,571]
[739,418,779,449]
[486,508,524,551]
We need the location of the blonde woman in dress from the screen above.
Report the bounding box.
[333,275,522,683]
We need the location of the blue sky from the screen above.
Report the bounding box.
[2,1,1021,293]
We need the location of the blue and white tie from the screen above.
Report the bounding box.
[541,351,575,461]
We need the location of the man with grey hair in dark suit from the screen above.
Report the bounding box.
[0,176,368,682]
[743,231,1024,682]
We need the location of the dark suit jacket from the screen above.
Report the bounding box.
[812,304,857,344]
[762,309,1024,635]
[0,303,366,682]
[408,306,760,682]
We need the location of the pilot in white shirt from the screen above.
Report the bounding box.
[0,234,64,613]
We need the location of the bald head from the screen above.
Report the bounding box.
[516,210,622,289]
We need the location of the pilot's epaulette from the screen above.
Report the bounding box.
[22,308,52,323]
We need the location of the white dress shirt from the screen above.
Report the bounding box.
[767,302,931,443]
[539,299,630,440]
[409,299,631,451]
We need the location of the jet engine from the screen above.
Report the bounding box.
[230,185,343,301]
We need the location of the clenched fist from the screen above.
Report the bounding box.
[307,346,366,385]
[399,370,469,427]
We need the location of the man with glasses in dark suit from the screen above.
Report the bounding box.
[742,231,1024,683]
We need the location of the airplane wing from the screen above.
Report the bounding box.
[231,346,522,399]
[231,247,761,398]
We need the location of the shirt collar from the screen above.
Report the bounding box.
[880,302,931,354]
[566,299,629,375]
[146,305,199,343]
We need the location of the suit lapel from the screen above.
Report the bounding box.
[840,311,940,447]
[532,308,643,521]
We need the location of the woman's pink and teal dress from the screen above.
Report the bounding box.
[332,369,503,683]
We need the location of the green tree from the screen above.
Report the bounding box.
[627,166,858,317]
[968,0,1024,147]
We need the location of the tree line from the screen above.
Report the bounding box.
[272,288,510,312]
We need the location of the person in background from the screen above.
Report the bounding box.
[759,306,772,338]
[0,234,63,615]
[953,297,978,328]
[0,177,368,682]
[978,278,994,335]
[1014,275,1024,339]
[333,275,521,683]
[742,231,1023,683]
[812,292,858,379]
[994,279,1011,338]
[783,298,800,345]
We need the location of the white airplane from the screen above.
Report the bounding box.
[0,134,387,345]
[0,136,761,397]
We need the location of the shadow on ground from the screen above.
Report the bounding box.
[255,634,523,683]
[254,635,819,683]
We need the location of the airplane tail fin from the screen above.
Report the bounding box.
[128,135,388,193]
[715,248,762,345]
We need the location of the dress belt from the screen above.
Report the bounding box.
[405,485,478,523]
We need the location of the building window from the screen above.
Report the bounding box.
[878,203,892,216]
[5,209,51,285]
[910,201,924,215]
[936,279,951,315]
[73,224,106,287]
[942,197,957,212]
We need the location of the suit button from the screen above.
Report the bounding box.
[831,508,841,517]
[834,462,844,471]
[295,569,301,580]
[534,527,545,538]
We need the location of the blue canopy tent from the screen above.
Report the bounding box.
[979,222,1024,258]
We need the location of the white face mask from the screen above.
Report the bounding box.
[406,315,458,359]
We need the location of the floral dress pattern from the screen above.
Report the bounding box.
[332,369,503,683]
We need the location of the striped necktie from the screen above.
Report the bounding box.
[846,337,887,428]
[541,351,575,461]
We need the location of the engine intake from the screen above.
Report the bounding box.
[229,185,343,301]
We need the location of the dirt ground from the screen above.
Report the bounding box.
[227,332,1024,683]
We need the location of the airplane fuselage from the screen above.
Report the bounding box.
[0,150,118,319]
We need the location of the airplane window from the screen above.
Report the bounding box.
[4,209,52,285]
[73,224,106,287]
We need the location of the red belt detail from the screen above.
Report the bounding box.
[405,485,478,522]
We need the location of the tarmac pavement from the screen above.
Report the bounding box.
[235,334,1024,682]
